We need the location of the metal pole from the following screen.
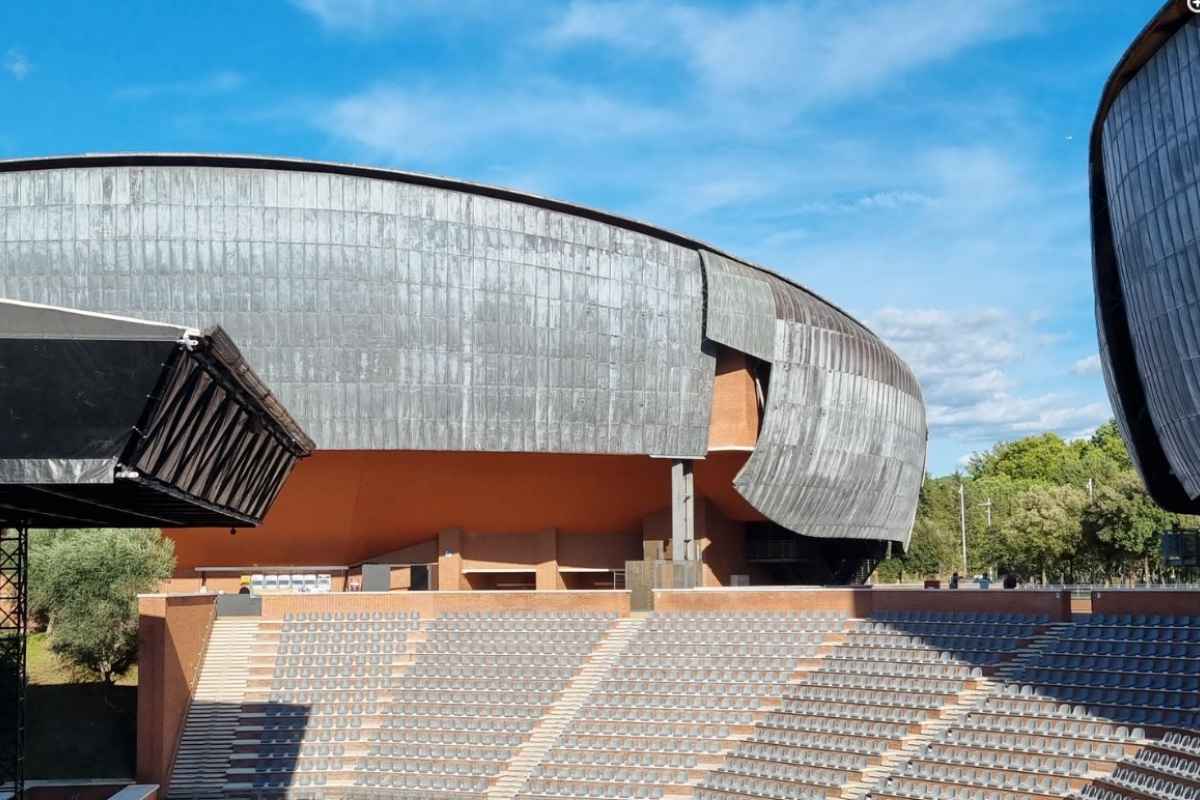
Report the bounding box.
[959,482,968,575]
[0,525,28,798]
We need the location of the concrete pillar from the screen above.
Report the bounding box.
[437,528,464,591]
[671,460,695,561]
[535,528,562,590]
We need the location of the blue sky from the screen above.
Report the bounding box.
[0,1,1169,474]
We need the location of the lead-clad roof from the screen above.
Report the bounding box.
[0,154,927,543]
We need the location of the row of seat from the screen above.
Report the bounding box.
[516,611,846,800]
[696,613,1047,800]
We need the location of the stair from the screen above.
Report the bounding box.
[838,675,1004,800]
[167,618,261,799]
[838,624,1076,800]
[991,622,1074,683]
[486,614,649,800]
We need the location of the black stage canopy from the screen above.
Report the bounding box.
[0,299,315,528]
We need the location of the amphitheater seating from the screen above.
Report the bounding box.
[1073,730,1200,800]
[698,612,1045,800]
[1008,614,1200,729]
[210,606,1200,800]
[228,610,616,799]
[517,611,845,800]
[230,611,422,795]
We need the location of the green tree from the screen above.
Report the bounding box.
[967,433,1079,484]
[992,484,1088,584]
[30,528,174,684]
[1082,470,1174,583]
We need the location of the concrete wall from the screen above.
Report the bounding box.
[135,593,217,787]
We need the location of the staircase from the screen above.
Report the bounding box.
[487,614,649,800]
[991,622,1073,683]
[839,674,1003,800]
[839,623,1077,800]
[167,618,260,799]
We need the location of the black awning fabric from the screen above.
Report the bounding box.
[0,299,313,528]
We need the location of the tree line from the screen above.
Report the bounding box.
[875,420,1198,586]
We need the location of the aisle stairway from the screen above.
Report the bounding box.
[167,618,260,799]
[489,615,649,800]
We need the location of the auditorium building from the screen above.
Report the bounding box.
[0,154,927,592]
[1092,5,1200,517]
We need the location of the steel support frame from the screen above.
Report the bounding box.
[0,525,27,798]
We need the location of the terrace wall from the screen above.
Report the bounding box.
[135,593,217,787]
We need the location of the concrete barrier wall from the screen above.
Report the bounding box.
[258,590,632,619]
[135,594,217,787]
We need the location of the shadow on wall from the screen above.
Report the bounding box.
[25,683,137,780]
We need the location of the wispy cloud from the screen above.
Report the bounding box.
[1070,353,1101,375]
[545,0,1036,110]
[115,70,245,100]
[873,306,1110,445]
[4,48,31,80]
[291,0,487,33]
[319,82,680,163]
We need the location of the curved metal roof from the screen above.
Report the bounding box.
[0,152,883,341]
[1089,1,1199,511]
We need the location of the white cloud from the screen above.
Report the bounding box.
[545,0,1034,109]
[116,70,246,100]
[1070,353,1101,376]
[291,0,486,32]
[319,83,680,163]
[873,307,1110,444]
[4,49,31,80]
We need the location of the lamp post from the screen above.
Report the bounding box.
[959,482,968,575]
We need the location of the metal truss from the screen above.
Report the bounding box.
[0,525,27,798]
[123,343,306,525]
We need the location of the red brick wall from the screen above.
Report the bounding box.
[1090,590,1200,616]
[653,587,1071,620]
[136,594,217,786]
[258,590,631,619]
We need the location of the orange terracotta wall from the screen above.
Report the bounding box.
[693,450,764,523]
[258,590,631,618]
[557,531,641,570]
[165,449,767,581]
[136,593,217,787]
[655,587,867,615]
[368,539,438,565]
[1090,590,1200,616]
[869,588,1071,620]
[653,588,1071,620]
[707,347,760,451]
[167,451,677,575]
[697,499,748,587]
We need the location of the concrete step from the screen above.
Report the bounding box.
[486,616,648,800]
[166,618,263,800]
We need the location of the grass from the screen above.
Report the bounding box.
[24,632,137,779]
